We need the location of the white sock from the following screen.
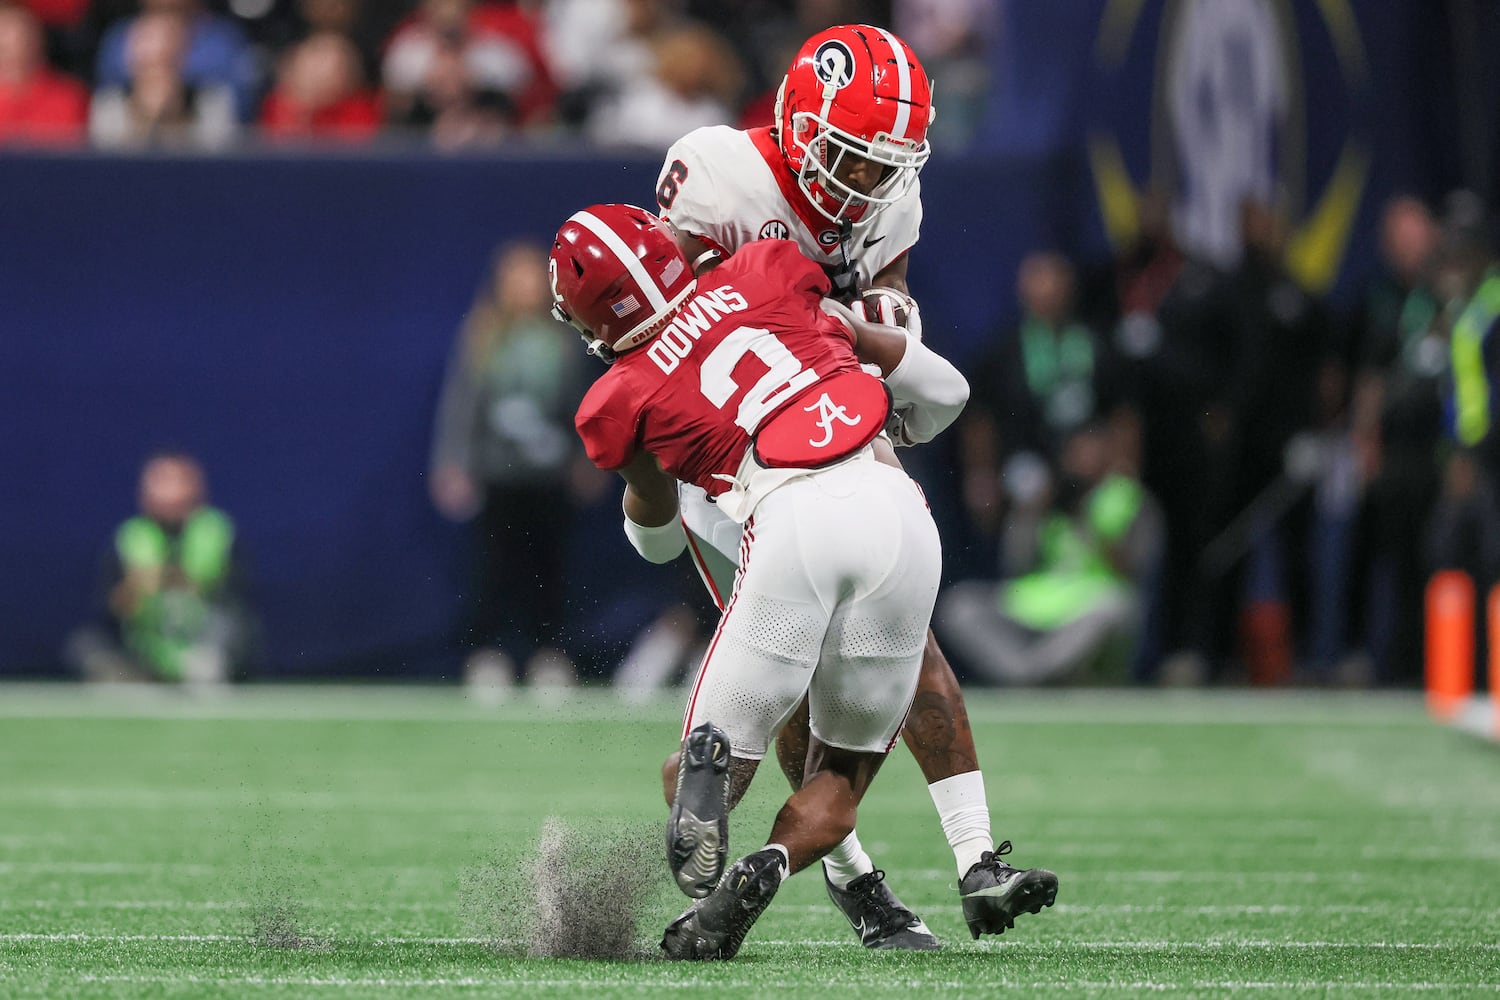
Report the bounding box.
[764,842,791,877]
[929,771,993,876]
[820,830,875,889]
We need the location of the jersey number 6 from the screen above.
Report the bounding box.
[656,160,689,210]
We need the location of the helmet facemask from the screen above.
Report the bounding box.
[774,24,936,228]
[787,110,930,225]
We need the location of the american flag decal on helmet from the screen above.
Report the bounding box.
[611,294,641,316]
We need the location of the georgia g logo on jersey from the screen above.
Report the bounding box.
[759,220,790,240]
[813,40,855,89]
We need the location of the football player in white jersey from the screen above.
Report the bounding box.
[652,25,1059,948]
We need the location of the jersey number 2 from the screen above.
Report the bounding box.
[700,327,818,434]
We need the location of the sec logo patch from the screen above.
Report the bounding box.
[759,220,790,240]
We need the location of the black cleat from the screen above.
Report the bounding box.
[661,848,785,960]
[667,722,732,898]
[824,868,942,950]
[959,840,1059,939]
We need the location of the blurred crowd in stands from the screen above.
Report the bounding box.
[0,0,995,149]
[407,183,1500,695]
[940,189,1500,690]
[25,2,1500,692]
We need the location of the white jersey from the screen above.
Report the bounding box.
[654,124,926,608]
[656,125,922,289]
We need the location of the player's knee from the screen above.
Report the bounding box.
[662,750,681,806]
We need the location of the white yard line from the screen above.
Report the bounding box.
[0,863,1426,883]
[0,863,1449,883]
[0,685,1429,726]
[0,899,454,910]
[0,862,217,875]
[6,933,1496,951]
[39,973,1494,992]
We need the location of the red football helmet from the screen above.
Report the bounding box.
[548,203,696,361]
[775,24,934,226]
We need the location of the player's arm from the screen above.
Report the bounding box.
[666,222,726,276]
[618,449,687,564]
[822,299,968,446]
[870,253,909,293]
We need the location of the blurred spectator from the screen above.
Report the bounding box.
[89,9,238,147]
[893,0,996,149]
[297,0,391,83]
[95,0,258,122]
[15,0,86,30]
[611,601,709,702]
[429,241,596,687]
[938,422,1160,685]
[958,250,1124,541]
[541,0,660,128]
[65,452,256,685]
[1421,194,1500,635]
[259,29,379,141]
[381,0,555,149]
[229,0,390,100]
[1182,196,1329,684]
[0,2,87,144]
[1102,204,1236,682]
[1349,195,1444,683]
[584,21,742,150]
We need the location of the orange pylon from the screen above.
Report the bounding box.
[1490,584,1500,737]
[1426,570,1475,720]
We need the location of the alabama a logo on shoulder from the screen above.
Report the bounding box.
[806,392,862,448]
[759,220,790,240]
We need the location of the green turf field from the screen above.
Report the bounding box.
[1,685,1496,998]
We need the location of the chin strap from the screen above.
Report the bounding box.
[555,303,617,365]
[826,217,859,303]
[691,248,723,274]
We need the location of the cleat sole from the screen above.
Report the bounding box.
[667,723,732,898]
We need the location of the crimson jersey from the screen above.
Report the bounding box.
[576,240,862,494]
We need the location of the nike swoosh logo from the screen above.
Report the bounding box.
[863,235,886,248]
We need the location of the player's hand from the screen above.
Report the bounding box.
[885,406,918,447]
[853,287,923,341]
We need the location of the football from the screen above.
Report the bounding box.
[859,286,922,339]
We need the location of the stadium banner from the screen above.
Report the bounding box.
[984,0,1434,299]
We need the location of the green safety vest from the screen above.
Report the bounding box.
[1450,268,1500,446]
[114,508,234,680]
[1001,476,1142,630]
[1020,315,1096,432]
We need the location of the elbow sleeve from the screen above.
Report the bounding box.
[883,336,970,445]
[623,513,687,564]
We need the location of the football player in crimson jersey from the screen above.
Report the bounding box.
[550,203,968,959]
[653,24,1060,946]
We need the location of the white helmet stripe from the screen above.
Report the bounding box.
[872,26,912,140]
[568,209,670,313]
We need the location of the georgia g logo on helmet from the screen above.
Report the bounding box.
[813,39,855,90]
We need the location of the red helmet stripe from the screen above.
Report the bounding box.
[873,25,912,140]
[568,209,671,313]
